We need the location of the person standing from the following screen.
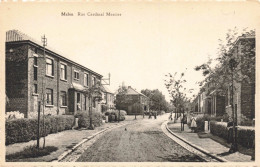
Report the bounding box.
[190,115,197,132]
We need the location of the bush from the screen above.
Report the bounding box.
[210,121,228,140]
[237,127,255,148]
[194,114,211,132]
[75,110,103,128]
[6,115,74,145]
[190,114,226,132]
[104,110,126,122]
[210,121,255,148]
[210,116,223,122]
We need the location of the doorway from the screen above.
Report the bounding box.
[77,93,81,110]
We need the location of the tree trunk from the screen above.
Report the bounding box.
[88,95,94,130]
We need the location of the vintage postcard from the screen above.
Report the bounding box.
[0,1,259,166]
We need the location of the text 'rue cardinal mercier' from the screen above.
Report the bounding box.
[61,12,122,17]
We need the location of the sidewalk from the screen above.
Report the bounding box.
[6,121,130,162]
[167,122,253,162]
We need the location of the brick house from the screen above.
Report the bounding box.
[225,35,255,124]
[192,35,255,124]
[101,85,115,110]
[116,86,149,115]
[193,82,225,117]
[5,30,103,118]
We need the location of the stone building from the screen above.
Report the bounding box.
[6,30,103,118]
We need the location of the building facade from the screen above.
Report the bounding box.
[116,86,149,115]
[6,30,103,118]
[192,35,255,124]
[225,35,255,124]
[101,85,115,110]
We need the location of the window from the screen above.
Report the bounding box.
[74,70,79,80]
[104,93,107,103]
[92,76,96,86]
[77,93,81,110]
[34,57,37,66]
[33,56,38,80]
[34,66,37,80]
[34,84,38,94]
[84,73,89,86]
[60,64,67,80]
[46,89,53,105]
[84,95,87,110]
[34,48,38,54]
[46,58,54,76]
[60,91,67,106]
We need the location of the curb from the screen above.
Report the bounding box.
[56,122,129,162]
[165,121,228,162]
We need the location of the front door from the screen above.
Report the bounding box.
[77,93,81,110]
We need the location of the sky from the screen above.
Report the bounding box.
[0,2,259,102]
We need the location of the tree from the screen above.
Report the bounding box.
[115,85,128,111]
[164,71,193,131]
[141,89,169,114]
[194,28,255,153]
[194,28,255,96]
[82,81,102,130]
[114,85,130,120]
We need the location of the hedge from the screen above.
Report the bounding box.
[75,110,103,128]
[105,110,126,122]
[6,115,74,145]
[209,121,228,140]
[210,121,255,148]
[194,114,211,132]
[189,114,227,132]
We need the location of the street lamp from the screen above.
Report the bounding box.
[229,58,238,153]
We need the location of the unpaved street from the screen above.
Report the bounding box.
[77,114,203,162]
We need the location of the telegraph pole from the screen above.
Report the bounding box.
[229,58,238,153]
[41,35,47,148]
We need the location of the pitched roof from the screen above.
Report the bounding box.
[101,85,114,94]
[126,86,147,97]
[6,30,103,77]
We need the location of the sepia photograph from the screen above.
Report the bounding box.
[0,1,259,166]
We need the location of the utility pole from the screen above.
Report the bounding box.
[229,58,238,153]
[37,101,41,149]
[41,35,47,148]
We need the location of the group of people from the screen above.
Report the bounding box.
[168,113,197,132]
